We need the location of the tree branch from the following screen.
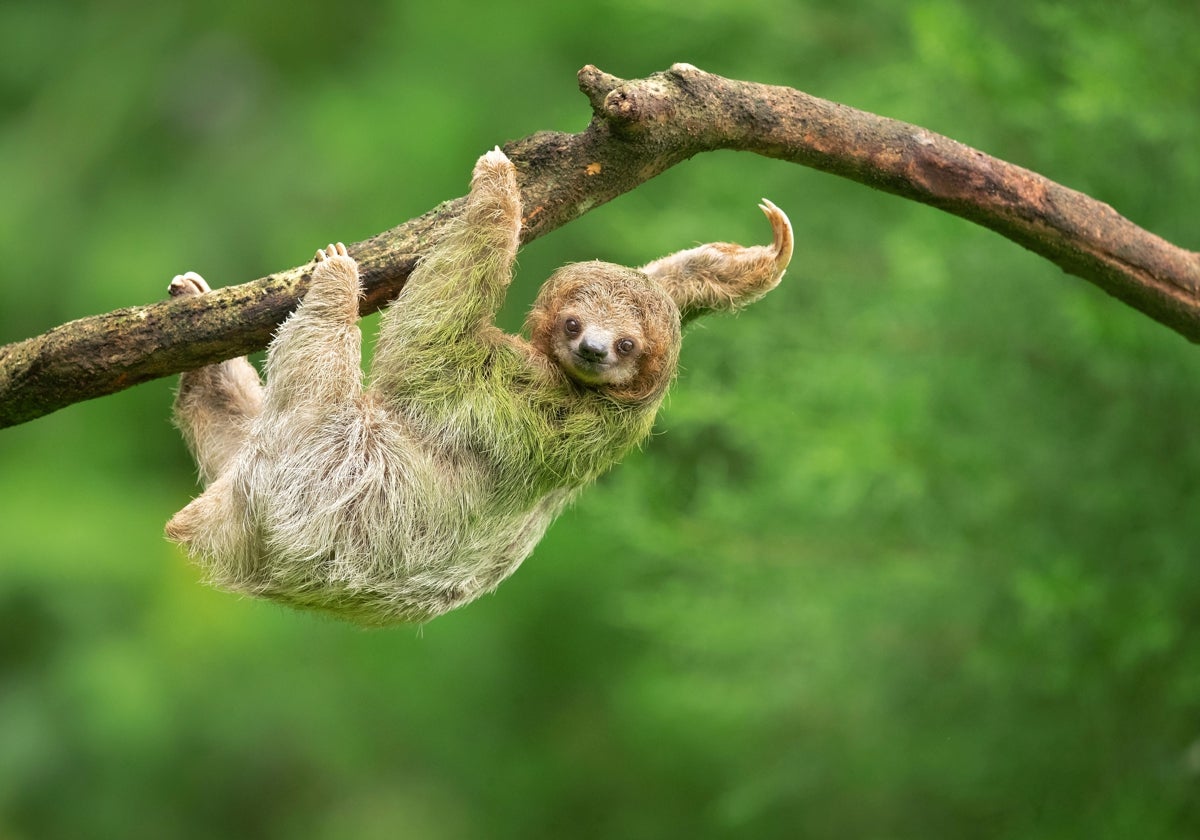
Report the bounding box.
[3,63,1198,428]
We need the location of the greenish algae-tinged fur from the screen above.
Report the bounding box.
[165,150,792,626]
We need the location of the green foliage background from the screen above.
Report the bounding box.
[2,1,1199,837]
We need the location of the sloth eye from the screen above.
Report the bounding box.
[615,338,637,355]
[563,317,581,336]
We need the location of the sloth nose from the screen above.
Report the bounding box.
[577,337,609,362]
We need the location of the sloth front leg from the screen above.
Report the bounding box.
[169,271,264,484]
[262,243,366,420]
[641,199,794,324]
[371,148,522,390]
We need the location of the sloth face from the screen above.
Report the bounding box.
[527,261,681,403]
[551,309,645,388]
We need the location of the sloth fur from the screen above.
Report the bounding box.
[166,149,792,625]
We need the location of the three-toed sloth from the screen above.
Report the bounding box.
[166,149,792,625]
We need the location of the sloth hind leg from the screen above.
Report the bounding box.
[168,271,264,484]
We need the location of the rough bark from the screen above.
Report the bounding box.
[2,63,1198,428]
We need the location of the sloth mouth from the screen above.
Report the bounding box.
[571,351,610,370]
[565,351,616,384]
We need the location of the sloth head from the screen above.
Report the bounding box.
[526,261,682,404]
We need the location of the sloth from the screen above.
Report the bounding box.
[166,148,792,625]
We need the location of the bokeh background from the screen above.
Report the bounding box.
[2,1,1199,837]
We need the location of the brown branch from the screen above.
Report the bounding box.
[3,63,1198,428]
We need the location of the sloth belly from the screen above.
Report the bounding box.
[174,408,573,625]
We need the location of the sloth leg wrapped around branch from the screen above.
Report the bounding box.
[166,149,793,626]
[167,272,265,484]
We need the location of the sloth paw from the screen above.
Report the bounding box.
[472,146,517,188]
[477,145,512,171]
[757,198,794,270]
[168,271,211,297]
[314,241,350,263]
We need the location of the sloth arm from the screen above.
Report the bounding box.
[641,200,793,325]
[371,150,523,390]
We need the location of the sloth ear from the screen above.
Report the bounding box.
[640,199,793,325]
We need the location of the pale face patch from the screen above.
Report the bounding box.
[551,307,645,388]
